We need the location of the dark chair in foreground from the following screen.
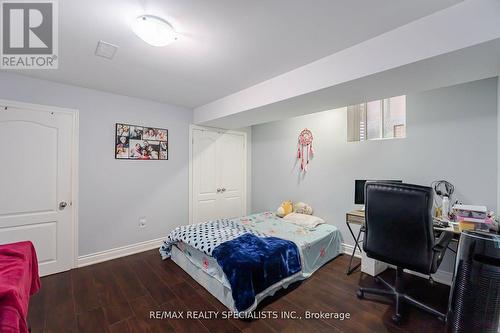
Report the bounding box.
[356,182,452,323]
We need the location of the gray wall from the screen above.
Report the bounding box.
[0,72,192,256]
[252,78,498,273]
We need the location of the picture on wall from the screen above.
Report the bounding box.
[115,123,168,160]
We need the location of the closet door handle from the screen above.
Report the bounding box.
[221,188,226,192]
[216,188,221,193]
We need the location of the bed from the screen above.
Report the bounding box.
[160,212,342,313]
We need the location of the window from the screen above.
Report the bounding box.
[347,95,406,142]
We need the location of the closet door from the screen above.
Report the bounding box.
[191,129,246,223]
[192,129,220,223]
[217,133,245,219]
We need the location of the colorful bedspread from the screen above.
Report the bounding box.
[236,212,342,277]
[159,218,267,259]
[160,212,341,312]
[0,241,41,333]
[212,233,301,312]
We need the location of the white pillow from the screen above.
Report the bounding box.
[282,213,325,228]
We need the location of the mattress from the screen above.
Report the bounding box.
[172,245,304,313]
[170,212,342,312]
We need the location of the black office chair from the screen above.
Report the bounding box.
[356,182,453,323]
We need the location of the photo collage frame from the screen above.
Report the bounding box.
[115,123,168,160]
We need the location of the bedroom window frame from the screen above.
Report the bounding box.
[347,95,406,142]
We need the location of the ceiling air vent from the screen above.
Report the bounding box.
[95,40,118,60]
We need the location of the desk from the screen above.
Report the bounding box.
[345,210,460,275]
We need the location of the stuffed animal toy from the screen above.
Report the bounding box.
[276,200,293,217]
[293,202,313,215]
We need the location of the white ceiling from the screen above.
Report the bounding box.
[12,0,461,108]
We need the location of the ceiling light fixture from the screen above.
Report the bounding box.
[132,15,179,47]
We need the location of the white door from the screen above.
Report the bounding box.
[0,106,75,276]
[217,133,245,219]
[192,129,220,223]
[192,129,246,224]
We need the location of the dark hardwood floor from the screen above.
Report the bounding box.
[28,250,449,333]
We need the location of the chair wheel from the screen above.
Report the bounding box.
[392,314,402,324]
[356,290,364,299]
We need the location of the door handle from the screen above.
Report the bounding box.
[59,201,68,210]
[216,188,221,193]
[221,188,226,192]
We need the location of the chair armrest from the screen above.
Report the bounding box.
[433,231,453,252]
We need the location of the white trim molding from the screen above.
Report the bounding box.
[341,242,453,286]
[342,242,362,258]
[77,238,164,268]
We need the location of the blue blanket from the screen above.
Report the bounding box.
[212,233,301,312]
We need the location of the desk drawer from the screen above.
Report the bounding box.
[347,214,364,225]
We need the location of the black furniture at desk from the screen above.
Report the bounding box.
[447,230,500,332]
[356,182,453,323]
[345,209,460,275]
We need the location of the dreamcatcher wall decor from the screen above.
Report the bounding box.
[297,128,314,172]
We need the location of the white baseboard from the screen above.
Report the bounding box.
[341,242,453,286]
[342,242,362,258]
[77,237,164,268]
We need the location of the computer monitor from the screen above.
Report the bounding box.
[355,179,403,205]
